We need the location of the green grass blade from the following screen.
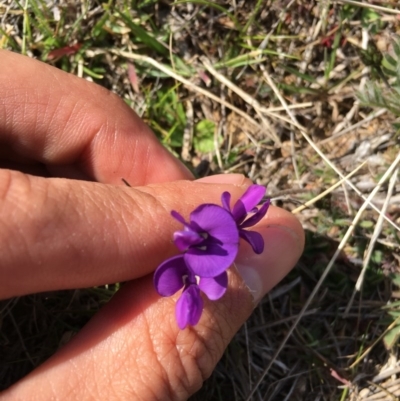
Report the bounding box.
[281,65,319,85]
[116,10,168,56]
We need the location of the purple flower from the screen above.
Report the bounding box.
[170,204,239,277]
[221,184,270,254]
[154,255,228,329]
[152,184,269,330]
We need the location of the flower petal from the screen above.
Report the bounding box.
[185,243,238,277]
[240,199,270,228]
[153,255,188,296]
[189,204,238,244]
[239,229,264,254]
[185,204,239,277]
[171,210,187,225]
[175,284,203,329]
[221,191,231,212]
[199,271,228,300]
[232,185,266,222]
[173,229,203,251]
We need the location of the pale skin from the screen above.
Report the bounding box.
[0,50,305,401]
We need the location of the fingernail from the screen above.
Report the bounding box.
[196,174,248,185]
[235,225,303,304]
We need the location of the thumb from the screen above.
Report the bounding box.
[0,170,249,299]
[2,198,304,401]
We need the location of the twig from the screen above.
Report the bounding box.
[181,100,193,162]
[292,161,367,214]
[350,315,400,369]
[344,166,399,315]
[319,109,387,145]
[214,119,223,170]
[244,322,252,391]
[365,380,399,401]
[21,0,28,55]
[266,102,313,112]
[200,55,281,145]
[290,131,302,188]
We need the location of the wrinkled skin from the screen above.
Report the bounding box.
[0,50,304,401]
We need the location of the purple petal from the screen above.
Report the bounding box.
[240,199,270,228]
[199,271,228,300]
[232,185,266,222]
[173,230,204,251]
[153,255,188,296]
[176,284,203,329]
[185,242,238,278]
[239,229,264,254]
[185,204,239,277]
[230,200,246,224]
[190,204,239,246]
[171,210,187,225]
[221,191,231,211]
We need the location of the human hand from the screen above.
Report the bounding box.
[0,50,304,401]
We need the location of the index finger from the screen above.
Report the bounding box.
[0,50,192,185]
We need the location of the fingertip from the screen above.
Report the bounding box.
[235,206,304,303]
[265,205,305,250]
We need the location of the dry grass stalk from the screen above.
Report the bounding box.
[261,65,400,232]
[110,49,266,139]
[326,0,400,15]
[246,151,400,400]
[345,167,400,315]
[292,161,367,214]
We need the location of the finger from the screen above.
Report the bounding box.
[0,171,250,299]
[0,49,191,184]
[1,208,304,401]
